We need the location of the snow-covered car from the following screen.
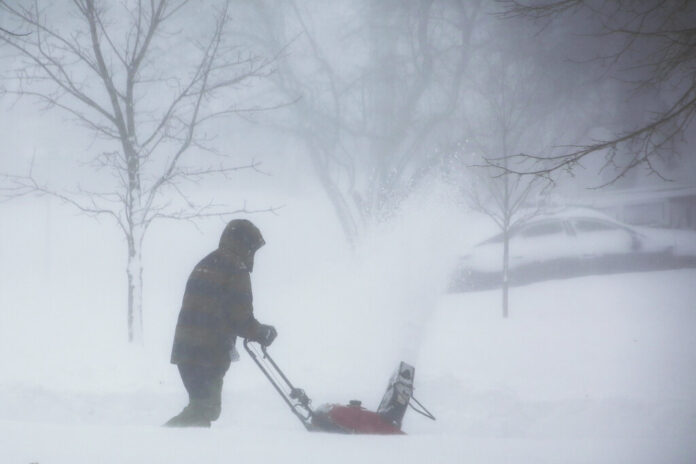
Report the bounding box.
[451,208,696,291]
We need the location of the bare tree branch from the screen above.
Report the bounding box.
[496,0,696,184]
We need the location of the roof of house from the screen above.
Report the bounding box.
[566,184,696,208]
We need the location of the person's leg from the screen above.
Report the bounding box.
[165,363,229,427]
[164,364,212,427]
[199,368,224,422]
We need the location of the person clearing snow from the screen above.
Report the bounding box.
[165,219,277,427]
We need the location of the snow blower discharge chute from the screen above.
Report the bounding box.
[244,340,435,434]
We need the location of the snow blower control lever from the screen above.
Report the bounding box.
[243,340,435,434]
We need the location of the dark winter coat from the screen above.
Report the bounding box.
[170,245,261,367]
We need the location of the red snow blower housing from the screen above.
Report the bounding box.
[244,340,435,434]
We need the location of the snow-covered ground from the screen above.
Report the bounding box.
[1,193,695,463]
[2,267,695,463]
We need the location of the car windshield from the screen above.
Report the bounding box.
[572,219,621,233]
[479,220,565,244]
[518,221,565,238]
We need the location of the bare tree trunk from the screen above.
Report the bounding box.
[126,226,145,343]
[126,249,144,343]
[502,137,511,319]
[502,230,510,319]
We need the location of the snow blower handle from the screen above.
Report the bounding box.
[256,345,310,408]
[244,339,315,430]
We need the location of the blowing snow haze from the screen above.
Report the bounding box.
[1,1,695,463]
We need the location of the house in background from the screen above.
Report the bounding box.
[567,184,696,230]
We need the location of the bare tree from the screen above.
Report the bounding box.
[0,0,276,343]
[460,87,550,318]
[465,165,546,318]
[243,0,361,244]
[354,0,482,223]
[244,0,483,245]
[498,0,696,184]
[453,20,575,317]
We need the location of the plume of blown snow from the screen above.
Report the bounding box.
[266,181,472,403]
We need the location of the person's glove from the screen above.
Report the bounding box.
[255,324,277,347]
[229,345,240,362]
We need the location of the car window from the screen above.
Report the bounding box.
[572,219,620,233]
[518,221,565,238]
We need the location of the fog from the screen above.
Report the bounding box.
[1,1,695,463]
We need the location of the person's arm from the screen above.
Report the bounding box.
[225,272,277,346]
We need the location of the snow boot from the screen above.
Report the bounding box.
[164,401,212,428]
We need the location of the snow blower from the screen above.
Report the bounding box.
[244,340,435,434]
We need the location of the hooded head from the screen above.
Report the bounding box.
[219,219,265,271]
